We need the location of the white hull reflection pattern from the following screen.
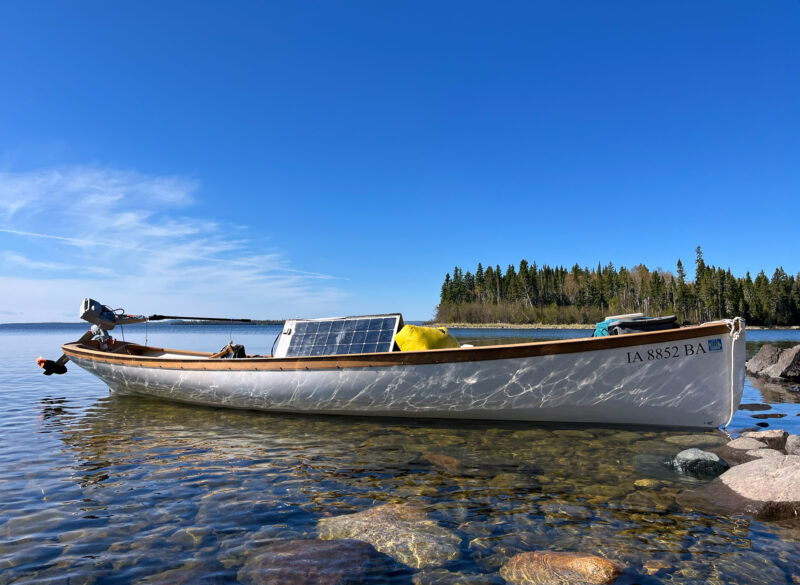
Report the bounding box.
[69,331,745,428]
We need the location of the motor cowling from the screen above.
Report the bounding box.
[80,298,147,330]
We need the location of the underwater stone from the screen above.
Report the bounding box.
[138,560,226,584]
[664,434,728,448]
[237,539,383,585]
[412,568,499,585]
[738,403,771,411]
[671,449,729,478]
[423,451,466,474]
[642,559,671,575]
[500,551,623,585]
[317,503,461,569]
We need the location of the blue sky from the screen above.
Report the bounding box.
[1,1,798,322]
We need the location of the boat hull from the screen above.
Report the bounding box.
[65,323,746,428]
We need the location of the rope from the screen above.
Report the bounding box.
[722,317,745,428]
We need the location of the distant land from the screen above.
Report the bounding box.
[436,247,800,327]
[0,319,285,327]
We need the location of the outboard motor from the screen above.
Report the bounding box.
[37,299,149,375]
[80,298,148,349]
[80,298,147,330]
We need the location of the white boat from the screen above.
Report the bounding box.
[58,302,747,428]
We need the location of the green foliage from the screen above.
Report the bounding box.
[436,247,800,326]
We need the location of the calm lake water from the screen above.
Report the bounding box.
[1,324,799,584]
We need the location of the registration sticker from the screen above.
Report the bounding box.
[708,339,723,352]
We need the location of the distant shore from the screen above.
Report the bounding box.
[429,322,593,329]
[431,322,800,330]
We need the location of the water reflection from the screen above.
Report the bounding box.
[748,377,800,405]
[4,326,800,585]
[4,395,792,583]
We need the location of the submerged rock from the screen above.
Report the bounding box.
[539,502,592,521]
[317,504,461,569]
[642,559,671,575]
[139,561,226,584]
[412,568,498,585]
[677,455,800,521]
[237,539,384,585]
[671,448,729,478]
[664,434,728,448]
[738,403,771,411]
[499,551,623,585]
[746,344,800,381]
[423,451,466,474]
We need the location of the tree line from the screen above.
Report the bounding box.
[436,247,800,326]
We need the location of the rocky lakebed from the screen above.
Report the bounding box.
[2,326,800,585]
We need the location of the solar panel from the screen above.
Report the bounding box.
[273,314,403,358]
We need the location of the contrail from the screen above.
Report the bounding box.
[0,227,335,279]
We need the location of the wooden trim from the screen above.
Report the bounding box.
[62,322,735,372]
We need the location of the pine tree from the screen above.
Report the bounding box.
[435,253,798,326]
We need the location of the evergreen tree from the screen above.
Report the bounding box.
[440,273,452,304]
[435,253,799,326]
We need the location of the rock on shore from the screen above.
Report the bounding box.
[746,344,800,381]
[678,455,800,521]
[317,504,461,569]
[740,430,788,450]
[499,551,623,585]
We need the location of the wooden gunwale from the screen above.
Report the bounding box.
[61,322,734,372]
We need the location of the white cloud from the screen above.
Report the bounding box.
[0,166,346,322]
[4,251,71,271]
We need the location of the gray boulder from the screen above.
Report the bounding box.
[677,455,800,521]
[746,344,800,381]
[711,437,767,465]
[746,448,784,459]
[741,429,789,450]
[786,434,800,455]
[725,437,766,450]
[317,504,461,569]
[671,448,729,478]
[746,344,783,375]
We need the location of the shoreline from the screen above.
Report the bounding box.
[430,322,593,329]
[431,322,800,330]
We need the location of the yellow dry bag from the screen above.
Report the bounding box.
[395,325,459,351]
